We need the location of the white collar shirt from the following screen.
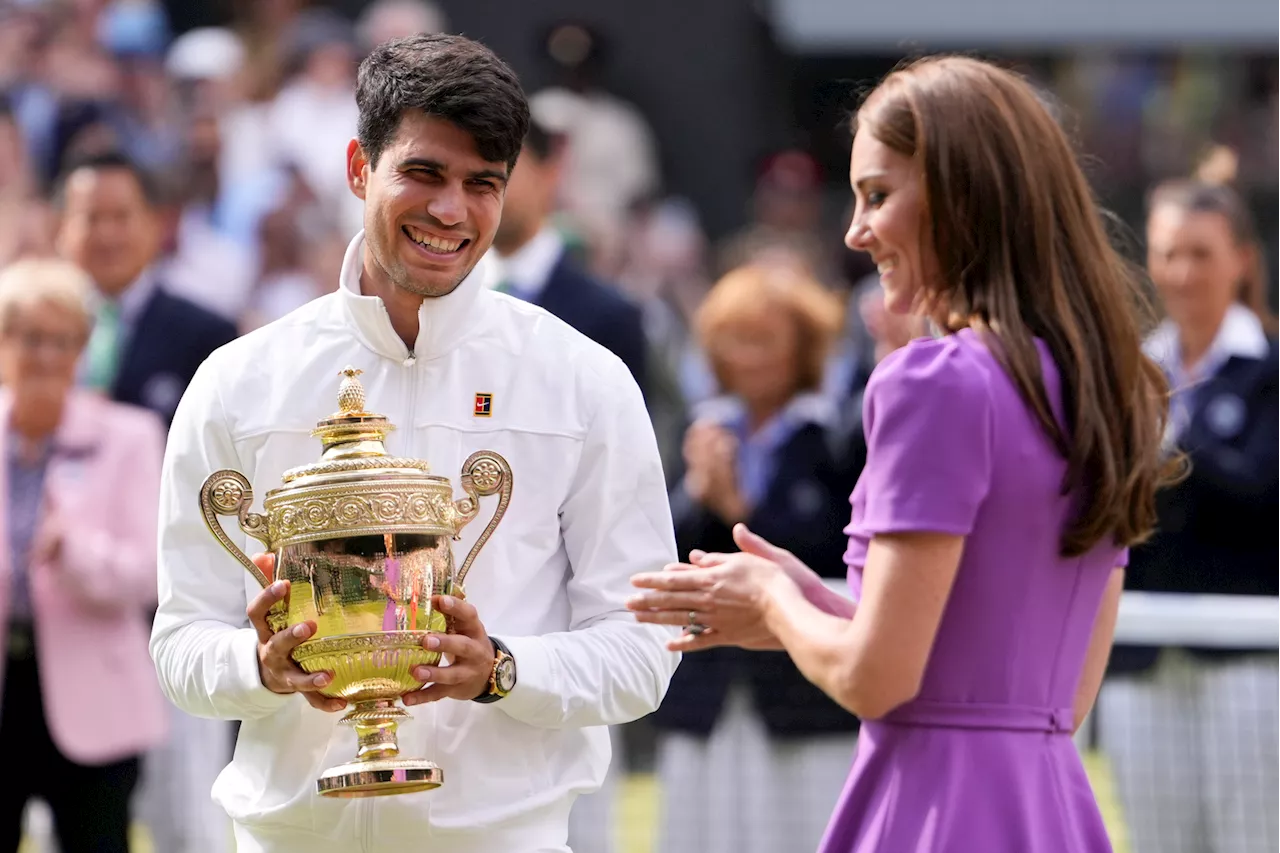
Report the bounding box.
[488,226,565,303]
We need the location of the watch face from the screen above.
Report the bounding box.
[495,657,517,693]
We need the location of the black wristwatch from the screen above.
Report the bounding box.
[472,637,517,704]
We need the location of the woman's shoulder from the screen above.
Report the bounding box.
[867,330,997,405]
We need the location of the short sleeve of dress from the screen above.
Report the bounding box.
[857,336,995,537]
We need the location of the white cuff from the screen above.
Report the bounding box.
[491,635,561,727]
[222,628,295,719]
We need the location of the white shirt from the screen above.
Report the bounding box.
[150,231,680,851]
[1144,303,1270,446]
[489,226,565,303]
[113,266,160,328]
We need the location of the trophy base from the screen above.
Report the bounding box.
[316,758,443,798]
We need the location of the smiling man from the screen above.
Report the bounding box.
[149,34,680,853]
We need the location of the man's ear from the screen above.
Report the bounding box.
[347,138,370,200]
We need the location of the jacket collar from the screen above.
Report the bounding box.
[337,230,496,362]
[1145,303,1270,382]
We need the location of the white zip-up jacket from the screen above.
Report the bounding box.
[150,232,680,852]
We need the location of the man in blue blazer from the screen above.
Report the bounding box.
[490,119,649,396]
[54,151,239,428]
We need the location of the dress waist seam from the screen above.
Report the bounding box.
[878,699,1074,734]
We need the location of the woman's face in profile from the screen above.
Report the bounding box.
[1147,205,1246,333]
[845,131,931,316]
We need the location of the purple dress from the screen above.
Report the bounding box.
[819,329,1123,853]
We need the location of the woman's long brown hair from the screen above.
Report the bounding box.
[856,56,1179,556]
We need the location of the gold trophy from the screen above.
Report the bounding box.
[198,367,511,798]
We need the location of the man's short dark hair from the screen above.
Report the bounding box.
[356,34,530,172]
[523,117,565,163]
[52,150,163,209]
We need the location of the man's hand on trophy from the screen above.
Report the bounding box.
[247,554,347,713]
[403,595,496,706]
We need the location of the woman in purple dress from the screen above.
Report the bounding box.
[627,56,1178,852]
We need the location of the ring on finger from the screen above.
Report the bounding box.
[686,610,709,635]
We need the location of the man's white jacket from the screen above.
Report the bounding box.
[150,232,680,852]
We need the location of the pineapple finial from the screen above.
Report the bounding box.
[337,366,366,414]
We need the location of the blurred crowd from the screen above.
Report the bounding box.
[0,2,1275,853]
[1046,52,1278,191]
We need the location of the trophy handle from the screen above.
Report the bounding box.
[452,451,512,588]
[199,469,275,589]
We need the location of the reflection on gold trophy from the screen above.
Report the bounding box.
[198,367,512,797]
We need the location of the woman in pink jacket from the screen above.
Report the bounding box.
[0,258,168,853]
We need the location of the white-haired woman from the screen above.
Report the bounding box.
[0,258,168,853]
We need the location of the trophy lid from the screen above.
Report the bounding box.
[279,366,431,485]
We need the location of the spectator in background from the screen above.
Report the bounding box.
[616,194,712,483]
[54,151,238,426]
[96,0,180,172]
[150,109,259,323]
[0,258,168,853]
[1100,150,1279,853]
[652,264,860,853]
[164,25,248,117]
[10,10,125,188]
[54,150,238,853]
[355,0,448,54]
[675,244,819,409]
[164,26,286,248]
[239,200,336,333]
[229,0,306,108]
[490,118,649,394]
[716,149,843,289]
[268,7,361,239]
[0,97,57,267]
[0,3,45,94]
[529,21,661,276]
[165,24,289,251]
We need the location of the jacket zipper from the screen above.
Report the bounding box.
[402,349,417,458]
[375,296,418,438]
[399,347,439,833]
[359,797,374,852]
[360,309,416,851]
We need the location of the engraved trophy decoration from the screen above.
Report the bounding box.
[198,367,511,797]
